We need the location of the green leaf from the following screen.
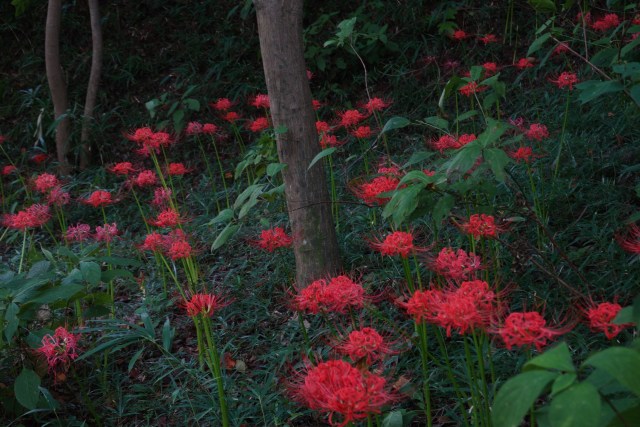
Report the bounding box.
[612,63,640,79]
[4,302,19,342]
[80,261,102,286]
[493,370,559,427]
[101,269,134,282]
[402,151,434,168]
[183,98,200,111]
[398,170,435,186]
[470,65,484,82]
[211,224,240,250]
[432,194,455,227]
[583,347,640,397]
[524,342,576,373]
[484,148,511,182]
[207,208,235,225]
[605,402,640,427]
[128,347,145,373]
[15,368,41,410]
[445,142,482,176]
[576,80,625,104]
[528,0,556,13]
[551,373,578,397]
[99,256,142,268]
[31,283,84,304]
[454,110,478,124]
[382,410,404,427]
[162,317,175,352]
[266,163,287,177]
[173,109,185,132]
[422,116,449,132]
[477,118,509,147]
[629,84,640,108]
[528,33,552,56]
[27,260,50,279]
[621,36,640,59]
[381,116,411,134]
[382,185,421,227]
[549,382,601,427]
[308,147,337,171]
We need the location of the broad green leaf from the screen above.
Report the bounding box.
[308,147,336,171]
[4,302,19,342]
[551,373,578,397]
[621,36,640,59]
[605,402,640,427]
[80,261,101,286]
[398,170,435,186]
[583,347,640,397]
[382,185,421,227]
[549,382,601,427]
[422,116,449,132]
[207,208,235,225]
[266,162,287,177]
[528,0,556,13]
[484,148,511,182]
[445,142,482,176]
[454,110,478,124]
[27,260,50,279]
[101,269,134,282]
[234,184,264,210]
[183,98,200,111]
[432,194,455,227]
[477,118,509,147]
[576,80,624,104]
[31,283,84,304]
[590,48,618,67]
[15,368,41,410]
[382,410,404,427]
[493,370,558,427]
[524,342,576,373]
[470,65,484,82]
[211,224,240,250]
[629,84,640,108]
[99,256,142,267]
[402,151,434,168]
[381,116,411,134]
[612,63,640,79]
[528,33,552,56]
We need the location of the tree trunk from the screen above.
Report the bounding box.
[254,0,341,287]
[79,0,103,169]
[45,0,71,175]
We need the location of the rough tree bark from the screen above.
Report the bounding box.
[254,0,342,287]
[79,0,103,169]
[45,0,71,175]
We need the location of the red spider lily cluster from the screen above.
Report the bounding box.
[292,275,367,314]
[37,327,80,373]
[353,175,400,206]
[291,359,395,427]
[430,133,476,153]
[335,327,397,366]
[497,311,570,351]
[255,227,293,252]
[2,204,51,230]
[585,301,633,339]
[184,293,227,317]
[370,231,417,258]
[139,229,193,260]
[429,247,483,281]
[460,213,503,239]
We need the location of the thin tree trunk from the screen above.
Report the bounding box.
[79,0,103,169]
[254,0,341,287]
[45,0,71,175]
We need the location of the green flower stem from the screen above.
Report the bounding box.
[554,91,571,179]
[416,322,432,427]
[433,327,470,427]
[18,229,28,273]
[472,330,491,426]
[298,314,314,363]
[209,135,230,209]
[327,154,339,230]
[202,315,230,427]
[196,140,221,212]
[463,337,483,427]
[401,256,415,293]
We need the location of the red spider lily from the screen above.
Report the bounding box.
[184,293,227,317]
[125,126,155,144]
[38,327,80,373]
[337,109,368,128]
[152,187,173,208]
[202,123,217,134]
[405,288,446,323]
[65,223,91,242]
[31,153,49,164]
[525,123,549,141]
[139,231,165,252]
[353,175,399,206]
[250,94,270,109]
[452,29,468,40]
[553,42,570,55]
[46,187,70,207]
[576,11,592,26]
[2,204,51,230]
[376,163,402,177]
[351,125,373,139]
[316,121,330,134]
[496,311,572,351]
[248,117,270,132]
[478,34,499,44]
[584,301,633,340]
[83,190,113,207]
[2,165,17,175]
[210,98,233,111]
[617,223,640,254]
[167,240,192,260]
[482,62,498,76]
[291,359,395,427]
[360,97,392,114]
[459,81,487,97]
[292,275,367,315]
[515,58,535,69]
[131,170,158,187]
[336,327,397,365]
[550,72,579,90]
[166,162,190,176]
[95,223,118,243]
[186,121,204,135]
[370,231,415,258]
[34,173,60,193]
[592,14,620,32]
[509,146,537,163]
[255,227,293,252]
[108,162,135,175]
[222,111,240,123]
[320,133,345,149]
[429,247,482,281]
[149,207,183,228]
[306,69,314,80]
[312,99,323,111]
[430,134,458,152]
[460,213,503,239]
